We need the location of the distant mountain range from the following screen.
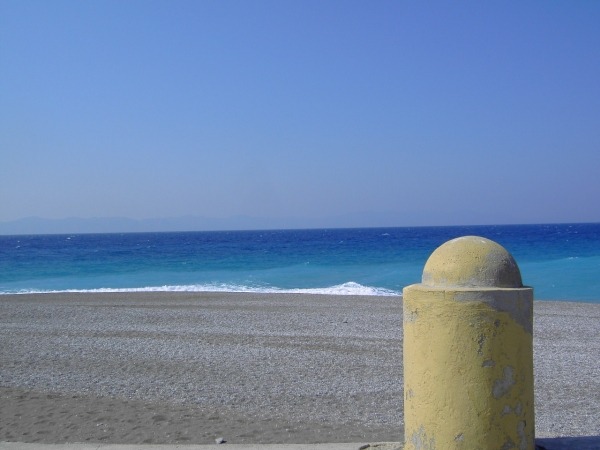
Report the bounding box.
[0,212,419,235]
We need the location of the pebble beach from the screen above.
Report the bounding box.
[0,292,599,446]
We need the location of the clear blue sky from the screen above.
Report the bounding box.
[2,0,599,229]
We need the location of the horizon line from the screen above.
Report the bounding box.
[0,217,598,237]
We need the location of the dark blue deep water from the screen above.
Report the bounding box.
[1,224,599,302]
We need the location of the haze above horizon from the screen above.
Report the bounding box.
[2,1,599,233]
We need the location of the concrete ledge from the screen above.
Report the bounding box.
[0,443,378,450]
[3,438,600,450]
[0,443,368,450]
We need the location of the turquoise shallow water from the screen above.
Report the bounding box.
[0,223,599,302]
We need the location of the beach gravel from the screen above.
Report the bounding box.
[0,292,599,445]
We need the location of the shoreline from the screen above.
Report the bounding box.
[3,289,600,305]
[1,292,599,445]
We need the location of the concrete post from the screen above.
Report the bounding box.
[403,236,534,450]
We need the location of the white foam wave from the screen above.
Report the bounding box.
[3,281,400,297]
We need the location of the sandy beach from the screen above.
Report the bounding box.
[0,292,599,446]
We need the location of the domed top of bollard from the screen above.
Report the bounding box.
[422,236,523,288]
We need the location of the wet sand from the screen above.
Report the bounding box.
[0,292,598,445]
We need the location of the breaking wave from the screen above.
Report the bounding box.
[3,281,400,297]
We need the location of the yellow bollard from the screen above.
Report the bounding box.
[403,236,534,450]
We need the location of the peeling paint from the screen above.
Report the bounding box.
[454,290,533,334]
[493,366,515,398]
[501,401,525,417]
[410,426,436,450]
[501,439,516,450]
[515,402,523,415]
[518,420,527,450]
[477,334,486,355]
[404,308,419,323]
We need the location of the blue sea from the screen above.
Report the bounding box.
[1,223,599,303]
